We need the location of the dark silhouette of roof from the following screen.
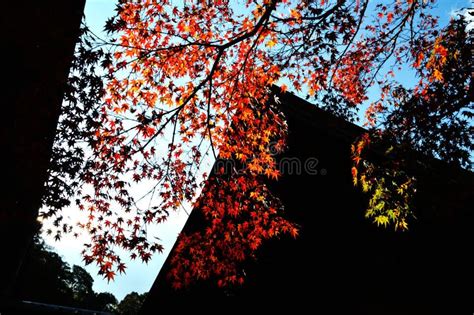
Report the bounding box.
[141,89,474,314]
[1,300,113,315]
[1,0,85,310]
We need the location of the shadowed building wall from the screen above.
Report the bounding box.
[1,0,85,297]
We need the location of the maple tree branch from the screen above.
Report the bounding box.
[137,0,280,154]
[164,115,179,178]
[329,0,369,85]
[137,107,182,153]
[137,45,224,153]
[365,3,418,88]
[206,79,217,160]
[270,0,345,23]
[103,0,280,160]
[219,0,277,50]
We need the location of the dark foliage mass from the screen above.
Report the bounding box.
[351,17,473,229]
[380,18,473,169]
[40,25,104,239]
[116,292,148,315]
[13,236,116,312]
[13,235,146,314]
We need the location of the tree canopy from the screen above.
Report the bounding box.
[41,0,472,288]
[13,236,117,312]
[116,292,148,315]
[13,236,147,314]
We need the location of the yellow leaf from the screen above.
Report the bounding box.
[290,9,301,20]
[432,69,443,81]
[266,38,277,48]
[374,215,389,227]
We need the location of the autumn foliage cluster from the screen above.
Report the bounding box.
[42,0,472,287]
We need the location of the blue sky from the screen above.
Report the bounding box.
[43,0,472,301]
